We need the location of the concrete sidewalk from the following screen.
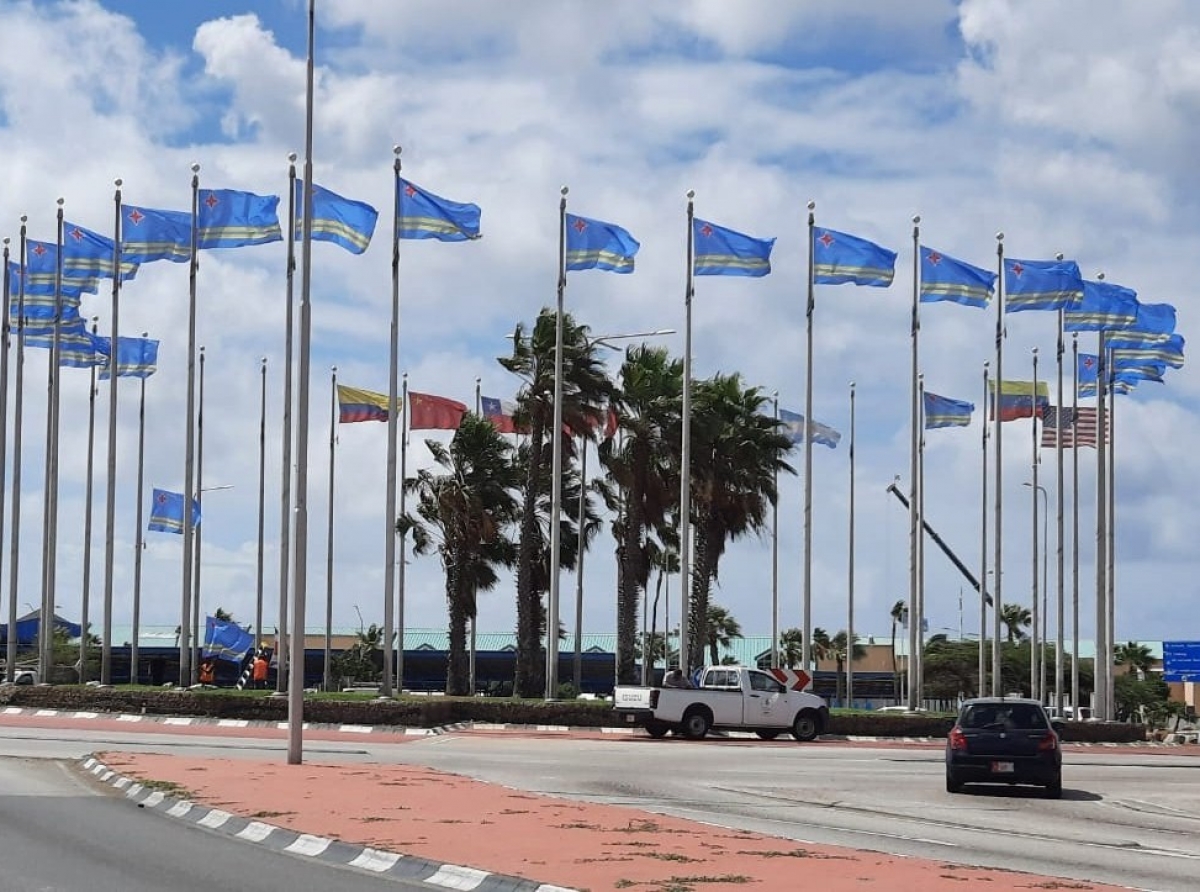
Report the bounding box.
[92,748,1133,892]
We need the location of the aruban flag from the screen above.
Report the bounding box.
[409,391,467,430]
[1039,407,1108,448]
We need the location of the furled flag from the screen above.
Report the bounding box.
[147,487,201,534]
[122,205,192,263]
[693,218,774,277]
[481,396,520,434]
[196,189,282,249]
[565,213,639,273]
[94,335,159,380]
[1077,352,1099,386]
[919,246,995,308]
[23,241,102,292]
[203,615,256,664]
[397,178,481,242]
[1040,407,1108,448]
[1106,302,1177,348]
[813,227,896,287]
[336,384,394,423]
[63,221,139,281]
[989,379,1050,421]
[408,391,468,431]
[295,182,379,254]
[778,408,840,448]
[923,392,974,429]
[1064,279,1138,331]
[1003,257,1084,313]
[1111,333,1185,369]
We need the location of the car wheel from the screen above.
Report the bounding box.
[681,709,710,740]
[1045,778,1063,799]
[755,730,781,741]
[945,771,963,794]
[791,709,821,742]
[645,721,670,739]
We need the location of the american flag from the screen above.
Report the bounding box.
[1040,406,1109,448]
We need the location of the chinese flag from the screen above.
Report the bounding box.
[409,391,467,431]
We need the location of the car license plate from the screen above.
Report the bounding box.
[991,761,1015,773]
[625,714,636,723]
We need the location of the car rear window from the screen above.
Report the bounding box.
[961,703,1048,730]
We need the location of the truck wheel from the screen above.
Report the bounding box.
[791,709,821,742]
[645,721,670,739]
[681,708,711,740]
[755,730,781,741]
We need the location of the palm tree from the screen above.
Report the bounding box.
[685,373,794,669]
[1000,604,1032,643]
[811,627,834,667]
[644,538,679,677]
[826,630,868,706]
[600,345,682,683]
[400,414,521,696]
[889,599,907,699]
[705,603,743,666]
[501,309,615,697]
[778,628,804,669]
[1114,641,1155,679]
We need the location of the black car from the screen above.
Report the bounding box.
[945,697,1064,798]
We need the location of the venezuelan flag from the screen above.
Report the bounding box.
[337,385,395,423]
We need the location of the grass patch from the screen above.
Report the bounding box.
[249,809,295,819]
[136,778,192,798]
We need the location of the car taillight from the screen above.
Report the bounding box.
[1038,732,1059,752]
[949,728,968,751]
[649,689,659,709]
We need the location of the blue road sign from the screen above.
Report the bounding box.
[1162,641,1200,682]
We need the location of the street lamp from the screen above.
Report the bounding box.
[1024,481,1048,701]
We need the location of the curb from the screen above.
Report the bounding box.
[78,755,576,892]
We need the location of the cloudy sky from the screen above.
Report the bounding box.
[0,0,1196,650]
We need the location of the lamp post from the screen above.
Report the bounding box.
[1024,481,1048,702]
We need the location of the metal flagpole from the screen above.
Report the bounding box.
[101,182,123,685]
[1055,306,1066,716]
[398,372,409,692]
[0,240,9,682]
[917,374,926,703]
[40,199,65,682]
[473,377,481,693]
[256,356,266,648]
[1106,358,1116,721]
[992,232,1005,696]
[847,381,856,708]
[771,391,780,669]
[324,365,336,691]
[288,0,315,764]
[1030,347,1039,702]
[381,147,402,698]
[1071,333,1080,714]
[547,185,569,699]
[980,361,989,695]
[907,216,920,710]
[131,334,149,684]
[679,190,696,675]
[1094,329,1108,720]
[277,152,298,695]
[803,200,816,674]
[6,222,27,683]
[80,316,100,683]
[180,166,200,688]
[191,346,206,684]
[575,434,588,689]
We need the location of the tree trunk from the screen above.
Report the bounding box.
[514,421,547,698]
[616,474,645,685]
[445,561,470,697]
[686,508,714,673]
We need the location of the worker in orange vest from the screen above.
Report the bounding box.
[252,653,269,689]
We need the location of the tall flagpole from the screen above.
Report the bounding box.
[191,345,206,684]
[547,185,569,697]
[802,199,816,674]
[288,0,316,764]
[180,165,200,688]
[278,152,298,695]
[8,221,27,682]
[1071,333,1080,714]
[1055,305,1066,716]
[916,374,926,702]
[80,316,100,683]
[131,333,149,684]
[0,239,9,681]
[575,433,589,688]
[979,361,990,694]
[1106,361,1117,720]
[398,372,409,691]
[679,190,695,675]
[1094,328,1108,720]
[1030,347,1040,701]
[382,146,402,698]
[991,232,1005,696]
[907,216,920,709]
[40,199,65,681]
[256,356,267,646]
[847,381,856,708]
[324,365,336,692]
[771,391,780,669]
[472,376,480,692]
[101,182,123,685]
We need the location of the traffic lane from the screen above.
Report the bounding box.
[0,757,435,892]
[381,734,1200,892]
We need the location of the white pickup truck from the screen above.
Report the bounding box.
[614,666,829,741]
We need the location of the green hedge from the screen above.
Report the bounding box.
[0,685,1147,742]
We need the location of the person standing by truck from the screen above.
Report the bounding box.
[663,668,693,689]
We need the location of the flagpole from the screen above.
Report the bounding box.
[101,183,123,685]
[7,221,27,683]
[992,232,1005,696]
[1094,328,1108,720]
[288,0,316,764]
[679,190,695,675]
[191,345,206,684]
[1106,353,1116,721]
[575,433,588,689]
[1071,333,1080,714]
[40,199,65,681]
[256,356,267,649]
[803,199,816,674]
[324,365,336,692]
[180,165,200,688]
[473,376,480,693]
[917,374,926,702]
[277,152,298,695]
[979,361,989,695]
[381,146,402,699]
[1030,346,1040,702]
[131,333,149,684]
[546,185,569,699]
[771,391,780,670]
[80,315,99,683]
[0,239,9,681]
[398,371,409,692]
[1055,306,1066,717]
[907,216,920,710]
[847,381,856,708]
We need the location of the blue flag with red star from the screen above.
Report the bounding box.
[1063,279,1138,331]
[565,213,639,273]
[295,182,378,254]
[196,189,282,249]
[693,218,774,277]
[1003,257,1083,312]
[919,246,994,308]
[122,205,192,263]
[63,221,139,281]
[813,227,896,287]
[397,178,481,242]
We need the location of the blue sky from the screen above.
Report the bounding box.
[1,0,1198,652]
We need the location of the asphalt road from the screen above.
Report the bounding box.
[2,720,1200,891]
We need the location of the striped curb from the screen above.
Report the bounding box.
[78,756,576,892]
